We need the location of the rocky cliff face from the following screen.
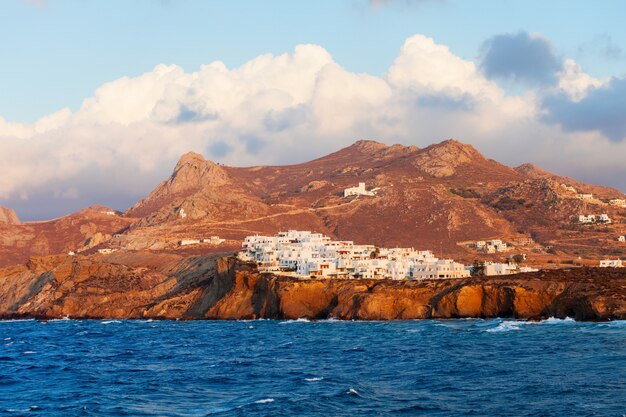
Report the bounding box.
[1,254,624,321]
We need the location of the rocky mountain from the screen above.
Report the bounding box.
[1,138,625,268]
[117,138,625,263]
[0,206,19,225]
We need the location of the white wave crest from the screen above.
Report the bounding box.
[255,398,274,404]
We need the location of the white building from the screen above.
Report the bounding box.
[598,214,612,224]
[609,199,626,207]
[344,182,377,198]
[476,239,508,253]
[599,259,623,268]
[409,259,470,279]
[180,239,201,246]
[578,214,596,224]
[618,236,625,243]
[97,248,116,254]
[481,262,538,276]
[483,262,518,276]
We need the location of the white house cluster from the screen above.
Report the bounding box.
[238,230,537,280]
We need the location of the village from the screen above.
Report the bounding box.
[237,230,544,280]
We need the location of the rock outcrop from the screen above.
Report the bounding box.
[0,206,20,224]
[1,254,624,321]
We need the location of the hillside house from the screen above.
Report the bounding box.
[576,193,593,200]
[560,184,577,193]
[475,239,508,253]
[618,236,625,243]
[482,262,538,276]
[344,182,376,198]
[179,239,201,246]
[409,260,470,279]
[609,199,626,207]
[599,259,623,268]
[578,214,596,224]
[598,214,612,224]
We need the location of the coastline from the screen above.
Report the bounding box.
[1,254,625,322]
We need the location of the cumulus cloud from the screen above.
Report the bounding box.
[0,33,624,219]
[480,31,563,86]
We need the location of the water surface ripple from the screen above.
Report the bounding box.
[0,319,625,416]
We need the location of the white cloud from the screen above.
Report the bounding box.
[557,59,605,101]
[0,33,623,218]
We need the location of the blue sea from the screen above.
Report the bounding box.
[1,319,625,416]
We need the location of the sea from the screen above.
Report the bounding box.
[0,318,625,416]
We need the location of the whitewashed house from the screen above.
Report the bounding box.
[618,236,625,243]
[409,259,470,280]
[344,182,376,198]
[578,214,596,224]
[179,239,201,246]
[599,259,623,268]
[598,214,612,224]
[609,199,626,207]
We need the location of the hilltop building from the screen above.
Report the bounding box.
[343,182,378,198]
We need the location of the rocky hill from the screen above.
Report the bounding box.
[116,138,626,264]
[1,138,625,268]
[0,206,134,268]
[0,206,20,225]
[1,254,624,321]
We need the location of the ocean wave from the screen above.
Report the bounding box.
[541,317,575,324]
[279,318,311,324]
[101,320,122,325]
[304,377,323,382]
[486,321,526,333]
[254,398,274,404]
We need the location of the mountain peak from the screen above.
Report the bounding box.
[0,206,20,225]
[175,151,206,169]
[514,163,554,179]
[428,138,480,156]
[351,139,389,154]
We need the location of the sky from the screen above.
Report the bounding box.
[1,0,626,220]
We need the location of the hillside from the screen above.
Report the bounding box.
[1,138,625,268]
[0,206,134,268]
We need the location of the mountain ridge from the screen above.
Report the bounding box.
[1,138,625,268]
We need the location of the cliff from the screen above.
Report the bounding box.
[1,253,624,321]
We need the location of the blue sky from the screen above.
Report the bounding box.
[1,0,626,220]
[2,0,625,123]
